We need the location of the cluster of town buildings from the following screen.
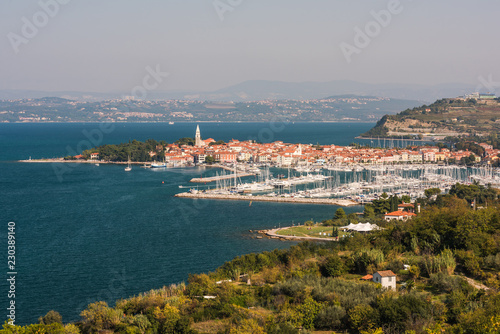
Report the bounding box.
[133,126,500,167]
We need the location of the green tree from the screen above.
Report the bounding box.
[80,301,122,334]
[132,314,151,334]
[204,155,216,164]
[297,297,323,330]
[347,213,358,224]
[371,198,391,214]
[174,137,194,146]
[363,205,375,219]
[334,208,346,220]
[348,304,378,333]
[389,196,400,212]
[38,310,62,325]
[321,255,347,278]
[425,188,441,200]
[209,140,226,146]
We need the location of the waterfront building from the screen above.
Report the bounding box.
[215,151,237,163]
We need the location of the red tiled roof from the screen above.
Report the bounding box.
[361,274,373,280]
[385,211,416,217]
[376,270,396,277]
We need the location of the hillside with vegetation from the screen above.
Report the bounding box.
[362,97,500,140]
[3,184,500,334]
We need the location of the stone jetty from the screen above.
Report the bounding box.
[175,192,358,206]
[189,172,255,183]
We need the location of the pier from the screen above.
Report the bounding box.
[189,172,256,183]
[175,191,358,206]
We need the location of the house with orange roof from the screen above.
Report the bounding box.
[373,270,396,289]
[384,211,417,221]
[203,138,216,145]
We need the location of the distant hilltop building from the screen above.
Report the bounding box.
[463,92,497,100]
[479,93,497,99]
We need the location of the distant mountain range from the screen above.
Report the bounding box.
[0,80,481,102]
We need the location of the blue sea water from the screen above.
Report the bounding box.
[0,122,369,325]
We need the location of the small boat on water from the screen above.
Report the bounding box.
[168,121,175,125]
[150,162,167,168]
[125,155,132,171]
[95,163,99,166]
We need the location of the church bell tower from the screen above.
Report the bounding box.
[195,125,202,147]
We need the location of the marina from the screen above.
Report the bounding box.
[176,163,500,205]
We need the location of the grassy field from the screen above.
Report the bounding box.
[276,224,345,238]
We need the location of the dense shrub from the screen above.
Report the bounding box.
[484,252,500,271]
[351,248,385,274]
[420,249,456,277]
[320,255,347,278]
[314,305,346,331]
[429,272,467,293]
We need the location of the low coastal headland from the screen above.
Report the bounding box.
[255,226,340,242]
[19,158,145,165]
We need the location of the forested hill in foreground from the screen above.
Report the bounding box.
[362,97,500,140]
[3,184,500,333]
[0,96,421,123]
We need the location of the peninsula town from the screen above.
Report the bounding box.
[76,125,497,167]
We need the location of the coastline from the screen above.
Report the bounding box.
[2,120,377,124]
[18,158,149,165]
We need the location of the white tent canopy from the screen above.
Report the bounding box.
[339,222,380,232]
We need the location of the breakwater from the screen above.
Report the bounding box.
[189,172,255,183]
[175,192,358,206]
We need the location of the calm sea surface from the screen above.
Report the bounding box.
[0,122,370,324]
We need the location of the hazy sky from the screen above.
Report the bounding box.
[1,0,499,93]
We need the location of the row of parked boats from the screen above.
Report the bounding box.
[187,163,500,203]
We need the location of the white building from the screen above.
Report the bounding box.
[373,270,397,290]
[384,211,416,221]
